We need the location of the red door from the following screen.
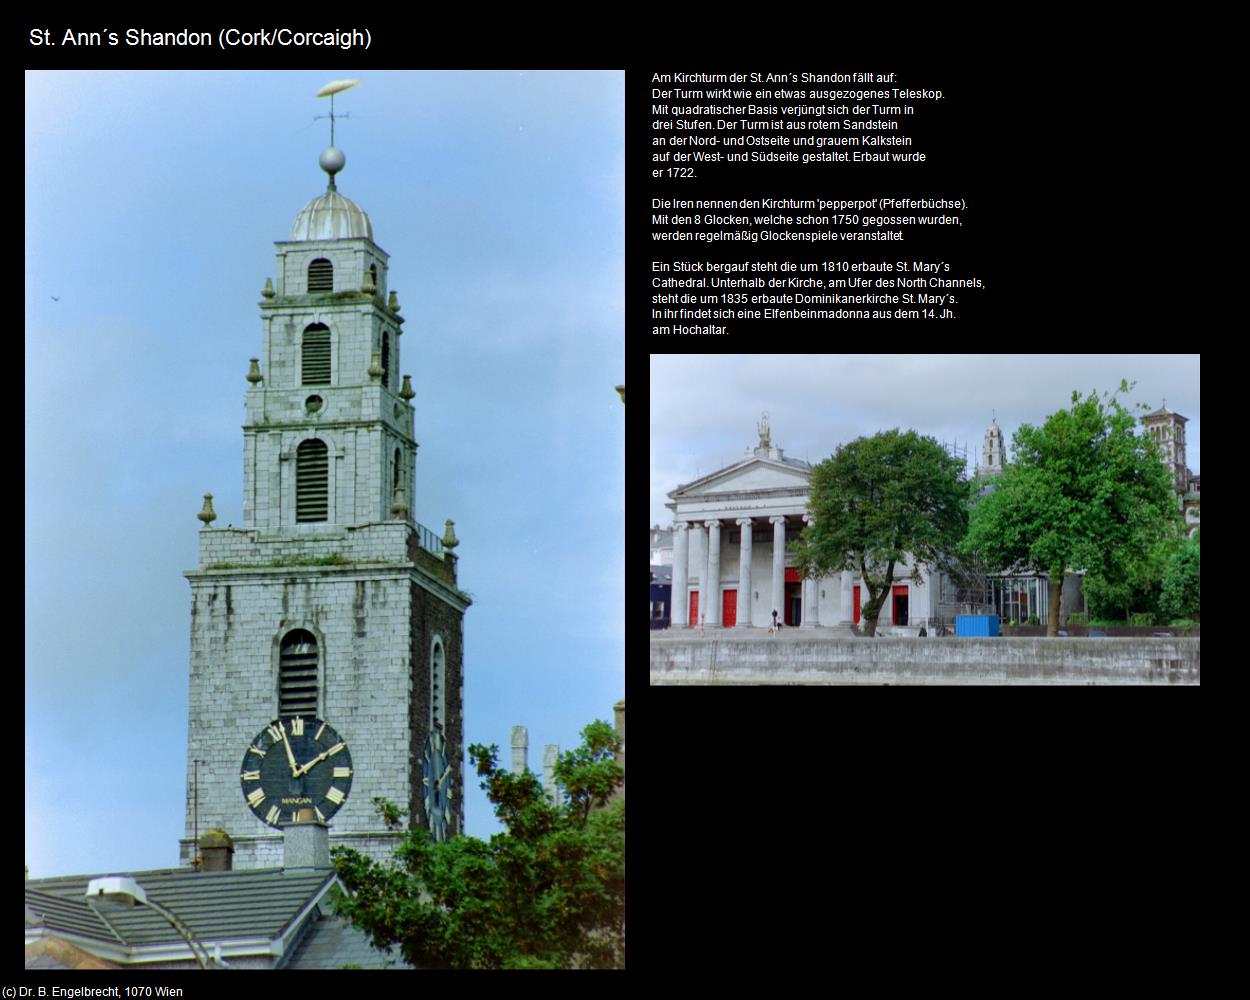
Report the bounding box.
[892,585,908,626]
[853,586,861,624]
[722,589,736,628]
[688,591,699,626]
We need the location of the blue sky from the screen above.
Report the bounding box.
[26,70,623,877]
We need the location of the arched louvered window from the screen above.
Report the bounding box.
[369,263,378,291]
[296,439,329,523]
[381,331,390,390]
[431,637,445,730]
[279,629,319,717]
[393,447,402,496]
[302,324,331,386]
[308,258,333,293]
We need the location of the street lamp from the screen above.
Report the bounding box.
[85,875,216,970]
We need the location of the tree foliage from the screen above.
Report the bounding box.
[1159,530,1200,621]
[961,382,1180,634]
[791,428,968,635]
[332,721,625,969]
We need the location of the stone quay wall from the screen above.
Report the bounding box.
[650,635,1200,685]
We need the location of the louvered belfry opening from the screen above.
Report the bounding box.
[279,629,319,717]
[381,331,390,390]
[296,439,329,523]
[431,640,445,730]
[307,257,333,292]
[302,324,331,386]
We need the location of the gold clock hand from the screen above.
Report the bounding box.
[280,725,300,776]
[296,742,346,777]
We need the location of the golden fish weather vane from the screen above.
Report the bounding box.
[314,78,360,147]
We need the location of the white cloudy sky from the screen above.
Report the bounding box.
[26,70,623,878]
[650,354,1200,525]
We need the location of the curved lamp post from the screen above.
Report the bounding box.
[85,876,216,970]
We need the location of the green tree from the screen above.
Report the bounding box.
[1159,530,1200,621]
[791,428,968,636]
[962,382,1179,636]
[332,721,625,969]
[1082,531,1182,623]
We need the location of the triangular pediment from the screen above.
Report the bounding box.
[670,457,810,499]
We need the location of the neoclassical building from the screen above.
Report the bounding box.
[664,416,935,631]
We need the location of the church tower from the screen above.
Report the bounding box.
[978,413,1006,478]
[181,110,471,868]
[1140,402,1189,496]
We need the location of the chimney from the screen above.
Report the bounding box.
[283,812,331,870]
[511,725,529,773]
[199,829,234,871]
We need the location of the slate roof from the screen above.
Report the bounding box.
[286,908,410,969]
[26,866,336,963]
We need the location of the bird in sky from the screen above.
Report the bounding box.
[50,296,59,302]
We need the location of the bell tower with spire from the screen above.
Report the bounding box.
[181,84,471,869]
[978,411,1006,478]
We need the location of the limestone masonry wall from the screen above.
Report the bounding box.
[650,636,1200,685]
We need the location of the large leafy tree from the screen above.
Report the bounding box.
[1159,530,1200,621]
[332,721,625,969]
[961,382,1179,635]
[791,428,968,636]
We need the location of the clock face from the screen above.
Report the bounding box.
[240,717,353,829]
[421,728,453,842]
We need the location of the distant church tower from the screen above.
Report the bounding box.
[1140,402,1189,496]
[978,412,1006,478]
[181,109,471,868]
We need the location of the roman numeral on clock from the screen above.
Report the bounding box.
[247,788,266,808]
[266,805,281,825]
[325,787,345,805]
[241,770,261,781]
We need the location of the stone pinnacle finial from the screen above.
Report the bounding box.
[368,352,384,380]
[246,358,263,385]
[758,412,771,447]
[400,375,415,401]
[388,290,401,314]
[441,519,460,550]
[262,277,275,299]
[197,493,217,526]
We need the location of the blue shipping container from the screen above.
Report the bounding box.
[956,615,1000,637]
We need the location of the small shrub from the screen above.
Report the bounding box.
[1130,613,1153,627]
[1167,619,1198,629]
[1027,615,1039,626]
[1067,612,1088,626]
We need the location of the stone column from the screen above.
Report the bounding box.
[691,522,707,626]
[703,520,722,627]
[671,522,689,628]
[769,516,787,626]
[736,517,754,627]
[801,516,819,627]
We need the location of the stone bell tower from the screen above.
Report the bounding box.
[181,101,471,869]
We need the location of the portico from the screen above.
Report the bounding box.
[667,416,852,630]
[666,417,932,632]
